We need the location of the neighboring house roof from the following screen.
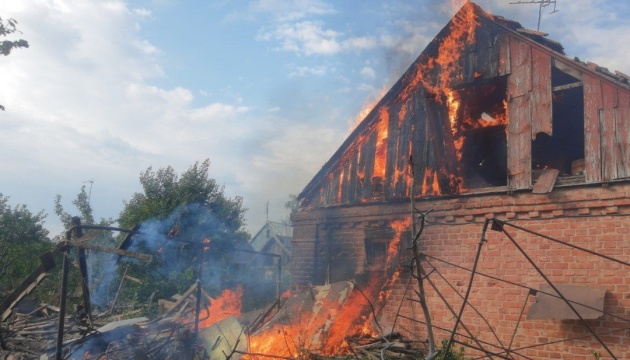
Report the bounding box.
[250,220,293,252]
[297,1,630,208]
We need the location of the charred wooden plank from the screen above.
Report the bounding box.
[0,252,57,321]
[498,33,511,76]
[362,132,377,199]
[616,90,630,178]
[385,104,400,199]
[66,241,153,261]
[553,59,583,81]
[553,82,583,92]
[347,150,358,204]
[409,96,427,198]
[583,74,603,183]
[507,36,532,98]
[395,109,413,197]
[531,48,552,138]
[532,168,559,194]
[601,83,619,180]
[507,94,532,190]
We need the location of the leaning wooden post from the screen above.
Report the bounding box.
[73,217,93,327]
[409,156,437,359]
[55,246,71,360]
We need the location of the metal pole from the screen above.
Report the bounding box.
[55,250,70,360]
[194,250,205,338]
[277,257,282,301]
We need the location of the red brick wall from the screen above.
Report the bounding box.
[291,182,630,359]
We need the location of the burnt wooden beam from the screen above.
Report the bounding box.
[62,241,153,261]
[71,217,92,328]
[553,82,583,92]
[55,251,71,360]
[552,59,583,80]
[0,251,59,321]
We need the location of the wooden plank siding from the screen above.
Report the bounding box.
[498,33,511,76]
[583,74,603,183]
[616,90,630,178]
[507,94,532,189]
[507,36,533,189]
[298,15,630,208]
[384,103,402,200]
[601,83,619,180]
[531,48,553,138]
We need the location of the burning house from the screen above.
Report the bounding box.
[291,2,630,358]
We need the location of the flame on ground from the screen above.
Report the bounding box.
[246,217,411,357]
[196,286,243,329]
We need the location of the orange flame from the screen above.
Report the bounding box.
[347,86,389,135]
[197,286,243,329]
[373,106,389,179]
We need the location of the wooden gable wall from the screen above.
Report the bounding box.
[299,4,630,209]
[301,10,509,208]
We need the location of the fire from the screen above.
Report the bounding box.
[196,286,243,329]
[338,168,344,202]
[421,168,441,196]
[373,106,389,179]
[347,86,389,135]
[246,218,412,358]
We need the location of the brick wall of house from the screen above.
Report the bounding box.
[291,182,630,359]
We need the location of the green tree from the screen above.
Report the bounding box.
[1,17,29,110]
[117,160,249,307]
[0,194,51,296]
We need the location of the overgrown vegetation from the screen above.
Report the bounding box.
[116,160,251,312]
[0,194,51,299]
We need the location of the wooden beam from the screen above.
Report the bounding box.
[553,82,583,92]
[552,59,583,80]
[64,241,153,261]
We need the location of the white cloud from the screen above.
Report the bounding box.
[342,36,377,51]
[251,0,335,22]
[289,65,328,77]
[0,0,264,235]
[188,103,249,123]
[357,83,376,92]
[360,66,376,78]
[259,21,341,55]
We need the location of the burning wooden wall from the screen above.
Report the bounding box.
[291,2,630,358]
[297,2,630,209]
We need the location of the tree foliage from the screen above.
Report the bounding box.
[117,160,249,307]
[119,160,245,232]
[0,17,28,56]
[0,194,50,296]
[1,17,29,111]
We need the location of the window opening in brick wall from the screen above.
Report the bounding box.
[456,76,509,189]
[364,226,395,270]
[532,64,585,183]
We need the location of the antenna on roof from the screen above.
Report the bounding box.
[509,0,559,31]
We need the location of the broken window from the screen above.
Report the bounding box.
[456,76,509,189]
[364,227,395,269]
[532,63,585,181]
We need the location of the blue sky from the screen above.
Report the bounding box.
[1,0,629,237]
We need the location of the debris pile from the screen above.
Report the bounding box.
[1,280,431,359]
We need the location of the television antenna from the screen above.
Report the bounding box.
[82,179,94,208]
[509,0,559,31]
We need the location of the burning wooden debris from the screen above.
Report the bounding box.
[0,280,433,360]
